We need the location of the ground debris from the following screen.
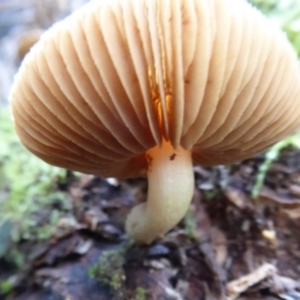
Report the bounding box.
[3,147,300,300]
[227,263,277,300]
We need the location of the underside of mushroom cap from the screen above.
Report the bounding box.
[10,0,300,177]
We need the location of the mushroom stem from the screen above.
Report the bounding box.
[126,140,194,244]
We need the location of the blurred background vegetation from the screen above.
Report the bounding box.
[250,0,300,57]
[0,0,88,293]
[0,0,300,293]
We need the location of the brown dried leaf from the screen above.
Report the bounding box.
[227,263,277,300]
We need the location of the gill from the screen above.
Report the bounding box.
[147,0,172,143]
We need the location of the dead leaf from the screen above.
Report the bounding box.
[224,187,251,209]
[227,263,277,300]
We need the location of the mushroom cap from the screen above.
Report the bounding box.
[10,0,300,178]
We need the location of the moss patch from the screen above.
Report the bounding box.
[0,108,70,265]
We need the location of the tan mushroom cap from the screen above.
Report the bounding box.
[10,0,300,178]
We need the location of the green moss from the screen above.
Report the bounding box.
[88,250,149,300]
[134,287,148,300]
[0,108,70,262]
[0,280,14,294]
[88,243,135,299]
[88,248,126,291]
[184,208,199,240]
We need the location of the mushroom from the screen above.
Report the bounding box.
[9,0,300,244]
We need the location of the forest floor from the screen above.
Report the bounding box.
[2,146,300,300]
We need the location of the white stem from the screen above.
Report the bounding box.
[126,140,194,244]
